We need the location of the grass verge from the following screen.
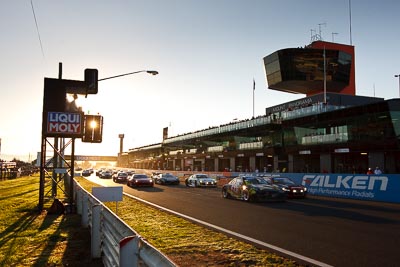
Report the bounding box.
[0,175,101,267]
[76,177,302,266]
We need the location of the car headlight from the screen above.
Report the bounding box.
[303,187,307,192]
[282,187,290,192]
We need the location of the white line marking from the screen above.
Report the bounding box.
[123,192,333,267]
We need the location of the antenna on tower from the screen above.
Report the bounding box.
[332,32,338,42]
[310,29,316,42]
[373,83,376,97]
[310,23,327,43]
[318,22,327,40]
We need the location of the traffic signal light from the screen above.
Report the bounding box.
[82,115,103,143]
[85,69,98,94]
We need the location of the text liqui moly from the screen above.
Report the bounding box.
[47,112,82,135]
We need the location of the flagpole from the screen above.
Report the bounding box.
[252,79,255,118]
[323,47,327,104]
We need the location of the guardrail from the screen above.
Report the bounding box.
[74,180,176,267]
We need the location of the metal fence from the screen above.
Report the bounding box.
[74,180,176,267]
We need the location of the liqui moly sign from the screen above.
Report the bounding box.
[46,112,83,137]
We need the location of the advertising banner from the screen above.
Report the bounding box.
[221,172,400,203]
[45,111,83,138]
[286,173,400,203]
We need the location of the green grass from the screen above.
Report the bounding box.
[76,177,302,266]
[0,175,100,267]
[0,175,301,266]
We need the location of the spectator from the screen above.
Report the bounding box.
[367,168,373,175]
[374,167,382,175]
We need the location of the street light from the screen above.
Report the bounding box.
[90,119,97,140]
[395,74,400,98]
[96,69,158,167]
[82,115,103,143]
[90,119,97,129]
[98,70,159,81]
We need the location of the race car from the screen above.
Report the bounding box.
[222,176,286,202]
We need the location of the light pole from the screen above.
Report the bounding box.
[395,74,400,98]
[118,134,124,167]
[97,70,158,167]
[98,70,158,81]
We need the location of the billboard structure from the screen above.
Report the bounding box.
[38,65,100,211]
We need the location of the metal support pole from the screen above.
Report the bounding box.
[91,204,102,258]
[69,138,75,209]
[52,137,58,197]
[52,63,62,197]
[98,70,158,81]
[38,137,46,211]
[323,46,327,104]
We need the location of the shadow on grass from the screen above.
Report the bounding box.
[0,211,37,241]
[0,210,39,266]
[0,187,39,202]
[31,210,104,267]
[0,208,103,266]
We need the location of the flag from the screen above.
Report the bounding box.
[253,79,255,91]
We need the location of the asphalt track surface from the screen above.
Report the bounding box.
[86,175,400,267]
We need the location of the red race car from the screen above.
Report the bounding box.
[127,174,154,187]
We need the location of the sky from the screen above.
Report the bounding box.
[1,0,400,162]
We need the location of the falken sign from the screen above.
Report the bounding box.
[45,112,83,137]
[287,173,400,203]
[227,172,399,203]
[303,174,388,199]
